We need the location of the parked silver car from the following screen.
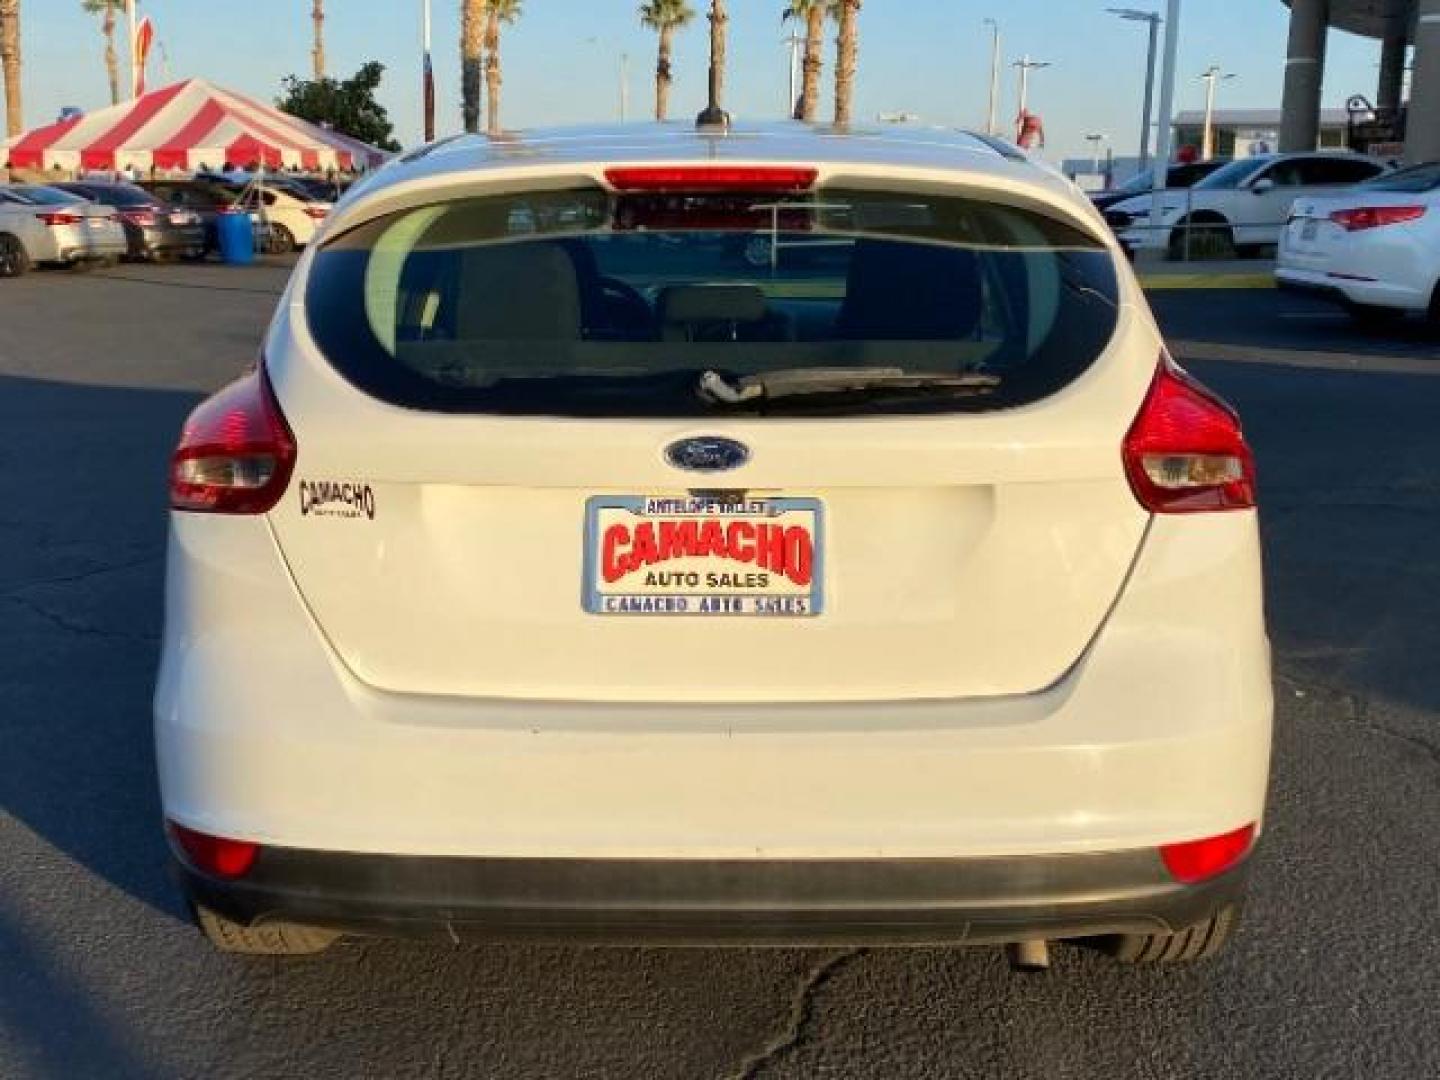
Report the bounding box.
[0,184,128,276]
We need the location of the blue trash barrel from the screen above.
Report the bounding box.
[216,208,255,265]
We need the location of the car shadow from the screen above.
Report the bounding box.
[0,374,196,923]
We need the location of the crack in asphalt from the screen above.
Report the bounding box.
[1,552,162,596]
[728,949,866,1080]
[0,594,159,643]
[1276,669,1440,772]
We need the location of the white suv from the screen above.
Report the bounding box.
[1110,151,1388,258]
[155,123,1272,965]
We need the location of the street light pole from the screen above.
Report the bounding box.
[620,52,630,122]
[1086,133,1108,174]
[1108,10,1163,170]
[784,32,804,117]
[983,19,1001,136]
[1199,65,1236,160]
[422,0,435,142]
[126,0,138,99]
[1014,55,1051,126]
[1149,0,1182,252]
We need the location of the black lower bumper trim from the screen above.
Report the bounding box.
[174,841,1248,946]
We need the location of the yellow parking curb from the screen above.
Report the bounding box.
[1139,273,1276,291]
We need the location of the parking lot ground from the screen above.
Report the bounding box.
[2,263,1439,1079]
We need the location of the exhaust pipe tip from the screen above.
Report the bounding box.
[1005,939,1052,972]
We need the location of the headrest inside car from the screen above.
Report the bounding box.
[658,284,768,325]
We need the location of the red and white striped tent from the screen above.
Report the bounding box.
[2,78,387,174]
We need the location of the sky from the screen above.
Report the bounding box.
[14,0,1389,163]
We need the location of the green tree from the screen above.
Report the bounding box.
[278,61,401,152]
[1,0,21,138]
[639,0,694,122]
[81,0,123,106]
[462,0,487,134]
[833,0,861,126]
[782,0,832,122]
[484,0,521,134]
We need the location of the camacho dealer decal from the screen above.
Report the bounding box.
[298,479,376,520]
[582,495,825,616]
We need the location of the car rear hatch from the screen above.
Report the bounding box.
[265,165,1155,704]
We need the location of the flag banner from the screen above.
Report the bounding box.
[134,17,155,97]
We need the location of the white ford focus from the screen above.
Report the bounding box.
[155,123,1272,965]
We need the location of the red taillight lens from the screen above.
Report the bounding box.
[168,822,260,879]
[37,211,84,226]
[120,207,158,226]
[1329,205,1426,232]
[170,368,296,514]
[1123,360,1256,513]
[604,166,819,192]
[1160,824,1255,884]
[303,205,329,220]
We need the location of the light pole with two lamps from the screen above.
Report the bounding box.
[1199,65,1237,160]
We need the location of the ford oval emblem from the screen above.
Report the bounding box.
[664,436,751,473]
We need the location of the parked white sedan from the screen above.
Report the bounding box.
[1111,151,1388,258]
[156,122,1272,966]
[1277,161,1440,324]
[0,183,128,275]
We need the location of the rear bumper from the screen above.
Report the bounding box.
[174,844,1249,946]
[139,225,207,256]
[1276,261,1432,313]
[156,511,1273,861]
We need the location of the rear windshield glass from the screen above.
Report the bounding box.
[7,186,80,206]
[1359,163,1440,193]
[305,186,1119,417]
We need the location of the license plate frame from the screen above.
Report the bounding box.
[582,495,825,617]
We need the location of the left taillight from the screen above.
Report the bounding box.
[303,205,330,220]
[170,368,296,514]
[36,211,84,226]
[1122,358,1256,513]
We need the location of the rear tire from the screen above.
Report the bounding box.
[268,223,297,254]
[0,233,29,277]
[193,903,341,956]
[1106,904,1240,964]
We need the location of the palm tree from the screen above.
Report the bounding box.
[639,0,694,122]
[484,0,520,134]
[80,0,123,106]
[782,0,830,122]
[311,0,325,80]
[833,0,861,126]
[707,0,727,110]
[0,0,18,139]
[461,0,487,133]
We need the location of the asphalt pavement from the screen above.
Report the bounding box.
[1,261,1438,1079]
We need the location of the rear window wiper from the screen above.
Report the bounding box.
[698,368,1000,405]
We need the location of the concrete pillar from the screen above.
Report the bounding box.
[1407,0,1440,163]
[1280,0,1329,152]
[1378,34,1407,113]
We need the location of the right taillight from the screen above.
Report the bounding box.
[1123,359,1256,513]
[1329,205,1425,232]
[170,368,296,514]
